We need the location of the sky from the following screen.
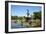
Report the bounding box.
[11,5,41,17]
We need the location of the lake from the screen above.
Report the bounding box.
[11,20,26,29]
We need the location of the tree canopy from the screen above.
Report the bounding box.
[33,11,41,19]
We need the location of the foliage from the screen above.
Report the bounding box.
[26,9,30,17]
[11,16,26,20]
[33,11,41,20]
[11,16,18,20]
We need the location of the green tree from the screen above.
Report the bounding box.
[11,16,18,20]
[33,11,41,20]
[26,9,30,17]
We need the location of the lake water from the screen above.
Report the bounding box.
[11,20,26,29]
